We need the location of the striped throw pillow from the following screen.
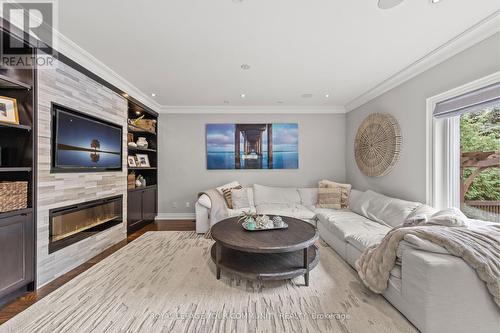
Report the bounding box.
[319,179,351,208]
[221,185,242,209]
[316,187,342,209]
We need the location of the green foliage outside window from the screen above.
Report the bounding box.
[460,107,500,201]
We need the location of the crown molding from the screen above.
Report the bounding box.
[159,105,346,114]
[345,10,500,112]
[0,3,161,112]
[53,31,162,111]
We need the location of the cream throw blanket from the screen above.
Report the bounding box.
[197,189,229,225]
[355,222,500,308]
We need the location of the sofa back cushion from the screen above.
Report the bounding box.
[253,184,301,205]
[349,189,363,207]
[351,190,421,228]
[297,188,318,206]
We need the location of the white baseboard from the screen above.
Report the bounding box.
[156,213,196,220]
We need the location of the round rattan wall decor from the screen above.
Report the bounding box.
[354,113,402,177]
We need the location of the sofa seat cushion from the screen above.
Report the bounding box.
[255,203,316,220]
[227,206,256,217]
[316,210,391,244]
[345,231,387,252]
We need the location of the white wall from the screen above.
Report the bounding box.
[158,113,346,215]
[346,33,500,203]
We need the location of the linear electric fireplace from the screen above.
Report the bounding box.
[49,195,123,253]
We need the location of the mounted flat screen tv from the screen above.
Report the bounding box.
[52,103,122,172]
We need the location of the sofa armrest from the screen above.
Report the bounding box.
[197,194,212,209]
[195,202,210,234]
[400,247,500,333]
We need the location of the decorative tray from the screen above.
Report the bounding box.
[241,221,288,232]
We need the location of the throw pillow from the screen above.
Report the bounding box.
[216,181,240,196]
[221,185,242,209]
[231,188,250,210]
[427,208,467,227]
[318,179,351,208]
[317,187,342,209]
[405,204,438,225]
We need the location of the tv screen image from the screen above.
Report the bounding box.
[53,105,122,171]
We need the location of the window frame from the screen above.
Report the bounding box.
[426,71,500,209]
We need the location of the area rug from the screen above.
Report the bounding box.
[0,232,417,333]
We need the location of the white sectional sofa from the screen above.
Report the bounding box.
[195,184,500,333]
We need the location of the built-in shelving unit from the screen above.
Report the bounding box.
[0,27,37,305]
[126,99,158,233]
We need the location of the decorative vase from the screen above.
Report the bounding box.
[136,137,148,149]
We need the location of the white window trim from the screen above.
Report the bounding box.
[426,71,500,209]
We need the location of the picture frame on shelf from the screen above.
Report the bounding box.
[127,156,137,167]
[136,154,150,167]
[0,96,19,125]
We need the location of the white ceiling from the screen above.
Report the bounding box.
[57,0,500,108]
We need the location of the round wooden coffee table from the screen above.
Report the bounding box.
[210,216,319,286]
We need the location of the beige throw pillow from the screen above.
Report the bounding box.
[318,179,351,208]
[317,187,342,209]
[221,185,242,209]
[231,188,250,210]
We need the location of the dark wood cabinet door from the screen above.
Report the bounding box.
[142,188,157,221]
[127,190,143,228]
[0,212,34,298]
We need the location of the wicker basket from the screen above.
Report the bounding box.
[0,181,28,213]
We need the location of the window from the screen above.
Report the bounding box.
[460,107,499,221]
[427,75,500,222]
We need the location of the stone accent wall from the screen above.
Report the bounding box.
[37,58,128,287]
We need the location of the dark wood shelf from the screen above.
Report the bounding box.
[127,147,157,153]
[0,122,32,131]
[0,74,32,90]
[128,184,157,193]
[128,124,156,135]
[128,167,157,170]
[0,208,33,220]
[0,167,32,172]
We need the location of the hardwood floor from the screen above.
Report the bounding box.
[0,220,195,325]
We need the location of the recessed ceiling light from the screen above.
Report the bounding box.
[240,94,246,98]
[378,0,404,9]
[325,94,330,98]
[135,111,141,115]
[123,93,129,98]
[240,64,250,70]
[301,93,313,98]
[151,93,156,97]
